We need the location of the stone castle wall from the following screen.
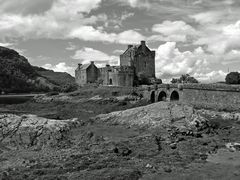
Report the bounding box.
[134,51,155,78]
[99,66,134,87]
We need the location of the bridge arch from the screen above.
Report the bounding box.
[150,91,155,103]
[158,91,167,101]
[170,90,179,101]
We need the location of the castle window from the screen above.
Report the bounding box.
[144,62,147,68]
[109,78,113,85]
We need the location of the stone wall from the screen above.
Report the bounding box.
[134,51,155,78]
[120,53,133,66]
[75,69,87,86]
[87,64,99,83]
[99,66,134,87]
[143,84,240,112]
[182,88,240,111]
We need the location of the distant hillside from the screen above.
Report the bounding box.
[0,46,76,93]
[33,66,75,87]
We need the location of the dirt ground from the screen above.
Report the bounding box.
[1,94,240,180]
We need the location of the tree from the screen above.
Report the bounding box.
[225,72,240,84]
[171,74,199,84]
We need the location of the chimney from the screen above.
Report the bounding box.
[78,63,82,68]
[128,45,133,49]
[106,64,110,67]
[90,61,94,64]
[141,40,146,46]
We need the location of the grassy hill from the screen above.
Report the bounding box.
[0,46,76,93]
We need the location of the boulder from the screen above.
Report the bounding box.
[0,114,78,149]
[94,102,194,129]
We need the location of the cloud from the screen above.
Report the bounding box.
[0,0,105,41]
[42,62,75,75]
[72,47,119,66]
[155,42,209,79]
[117,0,151,9]
[0,42,13,47]
[0,1,142,45]
[152,21,197,36]
[68,27,145,44]
[0,0,54,15]
[149,21,198,42]
[194,20,240,55]
[65,42,77,51]
[194,70,227,83]
[190,11,225,25]
[113,49,124,54]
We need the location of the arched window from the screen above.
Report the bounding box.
[109,78,113,85]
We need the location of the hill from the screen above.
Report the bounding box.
[0,46,76,93]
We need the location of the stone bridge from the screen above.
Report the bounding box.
[137,83,240,112]
[140,84,183,103]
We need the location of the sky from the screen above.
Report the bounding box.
[0,0,240,83]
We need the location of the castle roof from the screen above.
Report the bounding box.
[80,64,90,70]
[122,42,152,56]
[76,61,97,71]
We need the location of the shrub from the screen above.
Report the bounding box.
[61,83,78,93]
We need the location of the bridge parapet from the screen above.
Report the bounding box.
[141,83,240,112]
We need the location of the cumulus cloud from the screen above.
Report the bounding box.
[194,20,240,55]
[193,70,227,83]
[42,62,75,76]
[0,0,140,44]
[155,42,209,80]
[72,47,119,66]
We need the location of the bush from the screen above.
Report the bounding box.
[61,83,78,93]
[225,72,240,84]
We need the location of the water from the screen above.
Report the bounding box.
[0,94,36,104]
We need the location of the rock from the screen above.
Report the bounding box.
[146,164,153,168]
[86,131,94,139]
[113,144,132,156]
[0,171,10,180]
[0,114,78,149]
[233,170,240,176]
[89,95,102,101]
[163,166,172,173]
[95,102,194,129]
[169,143,177,149]
[226,142,240,152]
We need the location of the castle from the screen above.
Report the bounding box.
[75,41,155,87]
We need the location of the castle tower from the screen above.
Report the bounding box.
[120,41,155,79]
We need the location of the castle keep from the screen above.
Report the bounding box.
[75,41,155,87]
